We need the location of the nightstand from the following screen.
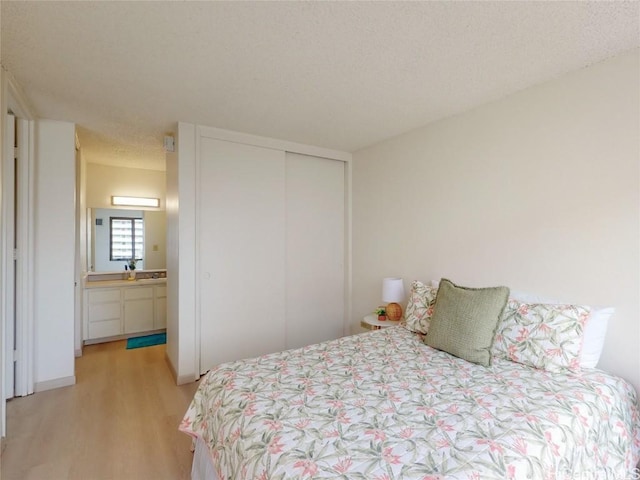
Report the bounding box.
[361,313,401,330]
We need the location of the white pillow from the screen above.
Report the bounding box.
[493,299,589,372]
[510,290,613,369]
[579,306,614,368]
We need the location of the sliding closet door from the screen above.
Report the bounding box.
[285,153,345,349]
[199,138,286,372]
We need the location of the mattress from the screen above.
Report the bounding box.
[180,326,640,479]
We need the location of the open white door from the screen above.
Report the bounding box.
[13,115,34,398]
[2,114,16,401]
[3,113,16,403]
[2,110,34,410]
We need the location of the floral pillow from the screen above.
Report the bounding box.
[403,280,438,334]
[492,299,591,373]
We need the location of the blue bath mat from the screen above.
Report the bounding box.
[126,333,166,349]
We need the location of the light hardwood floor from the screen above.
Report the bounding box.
[1,340,199,480]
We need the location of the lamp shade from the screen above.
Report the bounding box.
[382,277,405,303]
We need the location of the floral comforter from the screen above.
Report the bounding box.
[180,326,640,479]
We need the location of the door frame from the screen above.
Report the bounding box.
[1,73,36,418]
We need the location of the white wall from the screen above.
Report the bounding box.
[34,120,76,391]
[352,50,640,392]
[85,163,166,209]
[143,210,166,270]
[165,143,180,381]
[0,63,6,439]
[166,123,198,384]
[75,145,87,356]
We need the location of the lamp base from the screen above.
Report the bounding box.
[386,302,402,321]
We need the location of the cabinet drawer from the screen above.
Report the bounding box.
[89,302,121,322]
[155,285,167,298]
[88,319,121,338]
[88,289,121,303]
[124,286,154,300]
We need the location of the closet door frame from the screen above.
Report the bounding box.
[193,126,352,374]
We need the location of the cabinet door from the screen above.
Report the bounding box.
[198,138,286,373]
[285,153,345,349]
[154,285,167,329]
[123,287,154,334]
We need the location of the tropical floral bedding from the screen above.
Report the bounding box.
[180,326,640,479]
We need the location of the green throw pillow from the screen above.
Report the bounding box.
[425,278,509,366]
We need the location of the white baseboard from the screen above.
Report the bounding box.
[177,373,198,385]
[34,375,76,393]
[165,351,178,382]
[83,328,165,346]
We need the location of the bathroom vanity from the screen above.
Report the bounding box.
[83,270,167,344]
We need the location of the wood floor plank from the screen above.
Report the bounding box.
[1,340,199,480]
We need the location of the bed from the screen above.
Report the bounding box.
[180,280,640,479]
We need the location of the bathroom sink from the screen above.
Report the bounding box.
[134,278,166,284]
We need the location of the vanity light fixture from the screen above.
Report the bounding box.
[111,196,160,208]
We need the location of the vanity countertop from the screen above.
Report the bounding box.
[84,277,167,289]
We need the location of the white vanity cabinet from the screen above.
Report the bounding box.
[83,280,167,342]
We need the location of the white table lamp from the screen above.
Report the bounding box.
[382,277,405,321]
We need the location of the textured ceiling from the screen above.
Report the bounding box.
[1,1,638,171]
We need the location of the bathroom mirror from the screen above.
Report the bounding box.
[87,208,166,272]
